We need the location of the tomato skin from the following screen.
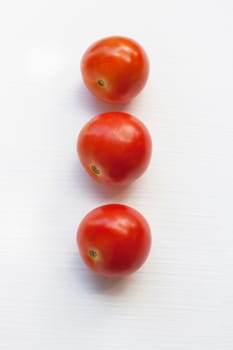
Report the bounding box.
[77,204,151,278]
[77,112,152,187]
[81,36,149,104]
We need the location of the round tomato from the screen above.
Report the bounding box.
[77,112,152,186]
[77,204,151,278]
[81,36,149,103]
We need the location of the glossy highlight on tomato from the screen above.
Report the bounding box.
[77,204,152,278]
[77,112,152,187]
[81,36,150,103]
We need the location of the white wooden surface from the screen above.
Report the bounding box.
[1,1,233,349]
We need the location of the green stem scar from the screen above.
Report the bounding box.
[97,79,105,87]
[91,164,101,175]
[89,249,97,258]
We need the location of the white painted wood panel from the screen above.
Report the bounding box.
[0,1,233,349]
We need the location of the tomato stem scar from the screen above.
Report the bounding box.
[89,249,97,258]
[91,164,101,175]
[97,79,105,87]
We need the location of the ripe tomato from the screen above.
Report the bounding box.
[77,204,151,278]
[77,112,152,186]
[81,36,149,103]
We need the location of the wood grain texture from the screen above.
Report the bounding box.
[0,0,233,349]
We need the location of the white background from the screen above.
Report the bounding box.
[1,0,233,349]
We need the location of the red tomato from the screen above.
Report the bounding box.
[77,204,151,278]
[81,36,149,103]
[77,112,152,186]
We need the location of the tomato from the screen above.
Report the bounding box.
[77,204,151,278]
[81,36,149,104]
[77,112,152,186]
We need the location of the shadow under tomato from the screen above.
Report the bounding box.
[72,161,137,203]
[76,83,135,116]
[72,252,132,295]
